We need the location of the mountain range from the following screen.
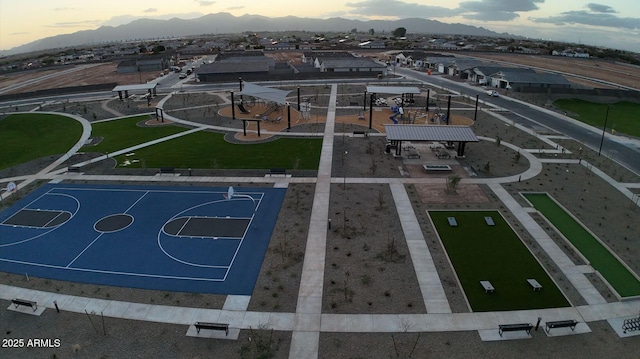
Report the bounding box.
[5,13,512,56]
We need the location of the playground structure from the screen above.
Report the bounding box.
[389,105,404,124]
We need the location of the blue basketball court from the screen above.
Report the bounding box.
[0,183,286,295]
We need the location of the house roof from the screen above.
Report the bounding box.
[496,71,571,85]
[320,58,385,69]
[473,66,535,76]
[239,82,290,105]
[196,57,270,74]
[385,125,479,142]
[366,86,421,95]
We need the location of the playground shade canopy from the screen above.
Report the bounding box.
[366,86,421,94]
[239,82,291,105]
[384,125,479,142]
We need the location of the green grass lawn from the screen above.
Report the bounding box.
[82,115,188,154]
[524,193,640,297]
[115,131,322,170]
[553,99,640,137]
[429,211,570,312]
[0,113,82,171]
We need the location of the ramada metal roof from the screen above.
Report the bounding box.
[384,125,479,142]
[366,86,421,95]
[112,83,157,92]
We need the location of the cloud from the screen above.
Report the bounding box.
[344,0,460,18]
[531,8,640,30]
[102,12,204,27]
[9,32,30,36]
[196,0,216,6]
[458,0,543,21]
[46,20,102,28]
[226,6,244,11]
[586,3,617,14]
[143,8,158,13]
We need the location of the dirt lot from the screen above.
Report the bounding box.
[0,63,162,95]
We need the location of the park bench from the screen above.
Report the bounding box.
[527,278,542,291]
[545,320,578,333]
[67,166,81,173]
[12,298,37,312]
[498,323,533,337]
[480,280,495,293]
[407,149,420,159]
[268,168,287,176]
[352,131,369,137]
[194,322,229,336]
[159,167,175,174]
[437,151,451,159]
[622,316,640,333]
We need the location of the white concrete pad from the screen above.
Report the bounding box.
[608,316,640,338]
[223,295,251,311]
[478,328,532,341]
[186,324,240,340]
[544,322,591,337]
[7,302,46,316]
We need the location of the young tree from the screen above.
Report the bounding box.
[393,27,407,37]
[447,175,462,193]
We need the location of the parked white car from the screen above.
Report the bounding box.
[486,90,499,97]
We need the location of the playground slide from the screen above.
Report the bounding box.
[238,102,250,114]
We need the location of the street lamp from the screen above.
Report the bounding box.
[598,105,610,156]
[342,151,348,190]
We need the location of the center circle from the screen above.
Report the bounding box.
[94,214,134,233]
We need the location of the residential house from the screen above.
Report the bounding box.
[489,71,572,90]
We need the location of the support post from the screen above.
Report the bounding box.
[287,104,291,131]
[598,105,610,156]
[297,87,301,111]
[446,95,451,125]
[426,89,430,113]
[242,120,247,136]
[474,94,479,122]
[363,90,367,112]
[369,93,374,130]
[231,91,235,120]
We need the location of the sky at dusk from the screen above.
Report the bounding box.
[1,0,639,52]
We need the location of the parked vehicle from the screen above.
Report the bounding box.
[486,90,499,97]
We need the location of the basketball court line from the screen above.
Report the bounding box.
[0,183,285,294]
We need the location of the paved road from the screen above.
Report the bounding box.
[396,67,640,175]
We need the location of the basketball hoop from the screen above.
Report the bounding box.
[222,186,257,211]
[7,182,16,193]
[223,186,235,200]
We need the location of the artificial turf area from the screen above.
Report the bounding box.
[0,113,82,170]
[523,193,640,297]
[552,99,640,137]
[429,210,570,312]
[113,131,323,170]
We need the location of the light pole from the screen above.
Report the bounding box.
[342,151,348,190]
[598,105,610,156]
